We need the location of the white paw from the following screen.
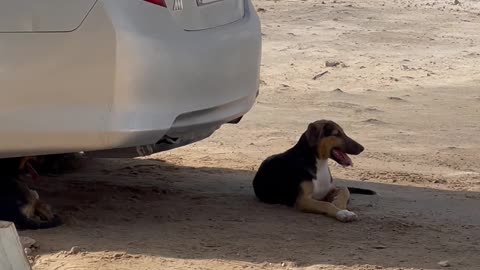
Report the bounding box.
[336,210,358,222]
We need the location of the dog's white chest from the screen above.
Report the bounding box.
[312,159,335,200]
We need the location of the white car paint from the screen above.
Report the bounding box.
[0,0,261,158]
[0,0,97,32]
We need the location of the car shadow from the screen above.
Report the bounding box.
[25,158,480,270]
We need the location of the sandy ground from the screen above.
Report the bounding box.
[19,0,480,269]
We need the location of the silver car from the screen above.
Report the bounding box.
[0,0,261,158]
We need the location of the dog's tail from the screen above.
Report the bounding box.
[348,187,376,195]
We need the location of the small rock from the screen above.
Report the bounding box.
[362,118,386,125]
[257,8,266,13]
[434,179,447,184]
[281,261,298,268]
[24,248,32,256]
[325,60,346,67]
[114,253,125,258]
[453,0,460,5]
[372,245,387,249]
[68,246,81,255]
[438,260,451,267]
[332,88,345,93]
[388,96,405,101]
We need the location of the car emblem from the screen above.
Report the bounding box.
[196,0,223,6]
[173,0,183,10]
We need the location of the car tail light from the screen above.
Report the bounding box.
[144,0,167,8]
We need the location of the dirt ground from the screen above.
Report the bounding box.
[21,0,480,269]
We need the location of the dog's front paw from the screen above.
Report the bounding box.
[335,210,358,222]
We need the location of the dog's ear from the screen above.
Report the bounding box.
[305,122,324,147]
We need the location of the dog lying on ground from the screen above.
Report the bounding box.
[252,120,375,222]
[0,157,62,230]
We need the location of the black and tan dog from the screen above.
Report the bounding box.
[0,157,62,230]
[252,120,375,222]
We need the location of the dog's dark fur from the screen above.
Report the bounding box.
[0,157,62,230]
[253,120,375,221]
[34,153,85,175]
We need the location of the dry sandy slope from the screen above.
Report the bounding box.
[22,0,480,269]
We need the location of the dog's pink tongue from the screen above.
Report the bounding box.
[333,149,353,167]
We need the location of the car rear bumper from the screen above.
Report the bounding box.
[87,93,256,157]
[89,0,261,157]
